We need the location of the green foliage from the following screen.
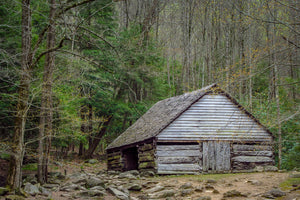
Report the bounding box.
[0,153,10,160]
[22,163,37,171]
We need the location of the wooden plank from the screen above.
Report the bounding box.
[232,151,273,157]
[157,163,201,171]
[202,142,209,171]
[232,156,273,163]
[139,149,155,157]
[175,118,256,122]
[139,154,155,162]
[208,141,216,170]
[156,145,199,151]
[159,132,270,136]
[157,156,200,164]
[232,144,272,151]
[139,161,156,169]
[157,171,199,175]
[170,121,256,124]
[181,109,241,113]
[157,135,272,139]
[215,142,231,171]
[107,155,121,161]
[156,149,200,157]
[107,151,121,157]
[171,116,254,120]
[139,143,153,152]
[163,127,264,131]
[161,129,267,133]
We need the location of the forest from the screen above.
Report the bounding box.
[0,0,299,192]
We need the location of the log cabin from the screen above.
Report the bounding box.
[106,84,275,174]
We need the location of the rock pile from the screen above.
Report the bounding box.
[0,168,297,200]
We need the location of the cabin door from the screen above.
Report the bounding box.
[202,141,231,172]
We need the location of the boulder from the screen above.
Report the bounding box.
[262,188,286,198]
[42,183,60,190]
[107,170,119,175]
[254,166,264,172]
[264,166,278,172]
[204,184,214,190]
[23,182,40,196]
[195,186,204,192]
[118,171,138,179]
[180,189,193,196]
[223,189,247,198]
[48,171,65,179]
[89,185,105,191]
[247,180,262,186]
[289,173,300,178]
[150,189,176,198]
[72,177,87,185]
[269,188,286,197]
[86,177,105,188]
[60,183,85,192]
[86,159,98,164]
[47,178,62,185]
[140,170,155,177]
[206,179,217,184]
[179,182,193,189]
[117,186,130,196]
[39,186,51,197]
[0,187,9,196]
[212,189,219,194]
[77,189,105,197]
[22,174,37,185]
[60,193,72,198]
[128,184,142,191]
[107,187,129,200]
[147,185,165,193]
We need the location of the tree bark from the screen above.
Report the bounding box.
[38,0,56,184]
[84,116,112,159]
[7,0,32,191]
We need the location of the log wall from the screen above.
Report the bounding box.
[231,143,274,171]
[156,144,201,174]
[107,150,123,171]
[138,142,156,172]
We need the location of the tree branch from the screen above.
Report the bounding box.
[31,38,65,68]
[281,35,300,49]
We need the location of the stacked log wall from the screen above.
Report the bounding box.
[138,142,156,172]
[231,143,274,171]
[156,144,201,174]
[107,150,123,171]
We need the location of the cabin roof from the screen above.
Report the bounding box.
[106,84,273,150]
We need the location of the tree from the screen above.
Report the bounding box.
[7,0,32,190]
[37,0,56,184]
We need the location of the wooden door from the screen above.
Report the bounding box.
[202,141,231,172]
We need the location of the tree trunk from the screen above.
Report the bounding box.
[84,116,112,159]
[38,0,56,184]
[7,0,32,191]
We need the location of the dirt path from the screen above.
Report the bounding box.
[149,172,294,200]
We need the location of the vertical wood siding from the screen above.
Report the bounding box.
[202,141,231,172]
[157,94,272,142]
